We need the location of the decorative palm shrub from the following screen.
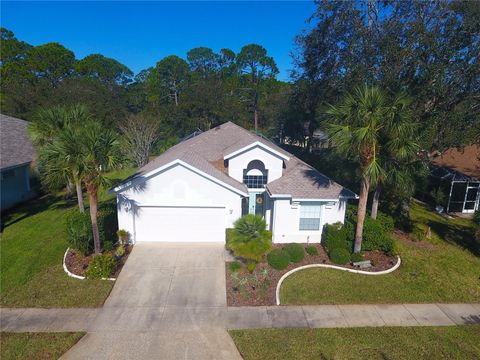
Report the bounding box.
[226,214,272,263]
[116,229,130,245]
[284,243,305,263]
[267,249,290,270]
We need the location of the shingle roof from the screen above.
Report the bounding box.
[128,121,355,199]
[0,114,37,170]
[431,144,480,180]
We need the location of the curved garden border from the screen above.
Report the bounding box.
[275,256,402,305]
[63,248,116,281]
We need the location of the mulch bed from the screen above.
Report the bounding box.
[393,229,436,250]
[226,243,397,306]
[65,245,133,278]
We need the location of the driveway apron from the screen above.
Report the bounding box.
[62,243,242,360]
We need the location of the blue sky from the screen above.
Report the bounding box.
[1,1,317,81]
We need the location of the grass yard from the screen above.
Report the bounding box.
[0,332,84,360]
[229,325,480,360]
[281,201,480,304]
[0,167,135,307]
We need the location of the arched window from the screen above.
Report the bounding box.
[243,160,268,188]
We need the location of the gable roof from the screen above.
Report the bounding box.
[431,144,480,180]
[0,114,37,170]
[118,121,356,199]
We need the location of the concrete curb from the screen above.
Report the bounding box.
[275,256,402,305]
[63,248,116,281]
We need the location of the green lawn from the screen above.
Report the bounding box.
[281,202,480,304]
[0,167,135,308]
[230,325,480,360]
[0,332,84,360]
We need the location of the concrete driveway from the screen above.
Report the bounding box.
[104,242,227,308]
[62,243,242,360]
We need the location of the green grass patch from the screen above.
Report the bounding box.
[281,202,480,304]
[0,332,85,360]
[0,167,135,307]
[230,326,480,360]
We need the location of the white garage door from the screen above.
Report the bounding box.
[134,206,226,242]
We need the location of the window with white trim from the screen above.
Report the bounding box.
[299,202,321,230]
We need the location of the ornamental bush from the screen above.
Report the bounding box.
[65,201,118,255]
[362,217,395,255]
[229,261,241,273]
[284,243,305,263]
[86,254,116,279]
[65,209,92,255]
[305,245,318,256]
[329,248,351,265]
[267,249,290,270]
[350,252,364,263]
[226,215,272,263]
[322,222,351,252]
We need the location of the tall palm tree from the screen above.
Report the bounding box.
[39,127,87,213]
[370,93,419,219]
[79,122,121,254]
[326,86,388,253]
[29,105,91,213]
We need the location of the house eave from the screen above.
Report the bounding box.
[224,141,290,161]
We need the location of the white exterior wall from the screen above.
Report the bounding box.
[227,146,284,184]
[272,199,347,244]
[116,163,243,242]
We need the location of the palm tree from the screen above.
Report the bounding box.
[326,86,388,253]
[370,93,419,219]
[79,122,121,254]
[29,105,91,213]
[39,127,87,213]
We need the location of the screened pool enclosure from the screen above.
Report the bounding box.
[431,166,480,214]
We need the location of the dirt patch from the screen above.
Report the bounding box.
[394,229,436,250]
[65,245,133,278]
[226,244,397,306]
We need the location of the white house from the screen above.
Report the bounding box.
[113,121,356,243]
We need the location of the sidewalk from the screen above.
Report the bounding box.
[2,303,479,332]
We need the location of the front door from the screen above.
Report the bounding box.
[247,192,265,217]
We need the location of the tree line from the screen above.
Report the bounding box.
[1,0,479,253]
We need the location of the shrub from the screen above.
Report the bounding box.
[65,201,118,255]
[284,243,305,263]
[322,222,351,252]
[376,213,394,233]
[226,215,272,263]
[473,210,480,226]
[229,261,241,273]
[115,245,125,257]
[411,223,425,242]
[103,241,113,252]
[362,217,395,255]
[246,262,257,273]
[350,252,364,263]
[86,254,116,279]
[305,245,318,256]
[329,248,351,265]
[116,229,130,245]
[97,201,118,244]
[65,209,92,255]
[267,249,290,270]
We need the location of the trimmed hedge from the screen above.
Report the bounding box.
[284,243,305,263]
[329,248,351,265]
[267,249,290,270]
[322,222,352,253]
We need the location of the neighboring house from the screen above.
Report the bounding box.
[0,114,37,211]
[430,144,480,214]
[114,121,356,243]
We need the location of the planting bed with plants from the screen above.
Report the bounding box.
[64,244,132,279]
[225,212,398,306]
